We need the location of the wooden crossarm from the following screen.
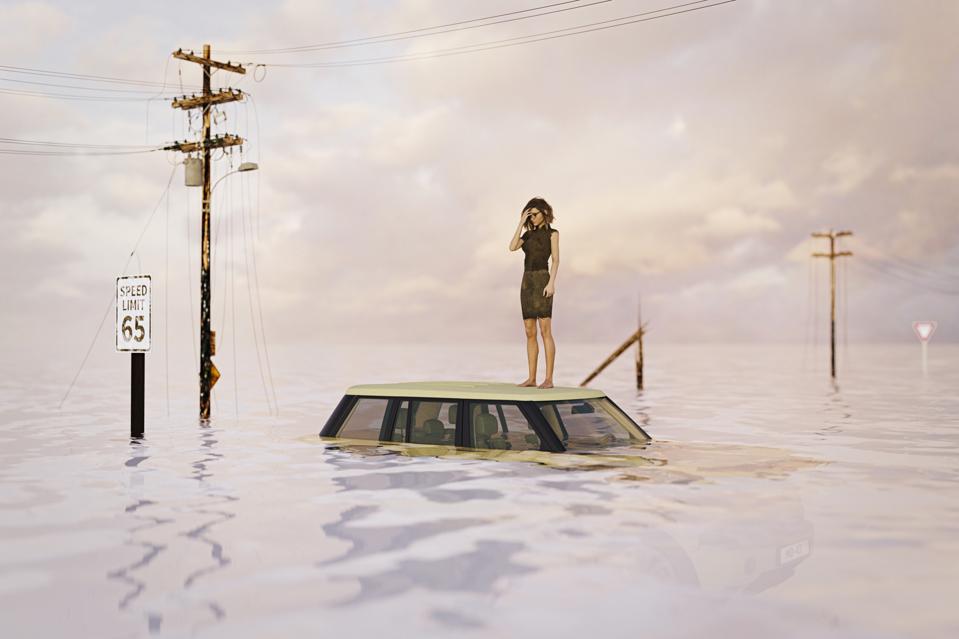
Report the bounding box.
[173,49,246,74]
[162,134,244,153]
[172,89,244,110]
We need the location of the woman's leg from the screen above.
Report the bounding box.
[538,317,555,388]
[517,318,538,386]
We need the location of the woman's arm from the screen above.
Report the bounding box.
[509,210,532,251]
[544,230,559,297]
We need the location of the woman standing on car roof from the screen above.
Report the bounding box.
[509,196,560,389]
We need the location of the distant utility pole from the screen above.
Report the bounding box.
[812,229,853,378]
[164,45,246,420]
[636,296,645,390]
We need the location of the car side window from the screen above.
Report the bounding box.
[338,398,390,440]
[543,399,642,449]
[469,402,540,451]
[409,400,457,445]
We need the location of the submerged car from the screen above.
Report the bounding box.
[320,381,651,453]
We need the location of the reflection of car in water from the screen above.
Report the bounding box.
[320,381,651,452]
[632,496,814,594]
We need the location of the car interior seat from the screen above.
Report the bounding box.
[414,418,446,444]
[473,413,499,448]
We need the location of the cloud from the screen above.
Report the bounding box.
[669,116,687,138]
[821,148,882,194]
[2,0,959,368]
[889,163,959,183]
[691,207,781,239]
[0,2,71,57]
[726,265,787,296]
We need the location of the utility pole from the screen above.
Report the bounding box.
[812,229,853,378]
[164,45,246,420]
[636,296,645,390]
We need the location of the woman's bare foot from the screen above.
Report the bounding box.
[516,379,537,387]
[537,380,554,389]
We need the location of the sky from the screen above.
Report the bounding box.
[1,0,957,380]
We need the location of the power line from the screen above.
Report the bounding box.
[854,258,959,296]
[226,0,612,55]
[222,0,582,53]
[0,87,173,102]
[0,64,202,90]
[0,148,159,156]
[264,0,734,69]
[59,163,179,409]
[0,76,180,95]
[242,93,279,413]
[857,249,959,285]
[0,136,159,149]
[866,252,959,280]
[0,136,161,156]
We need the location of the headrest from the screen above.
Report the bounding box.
[448,404,457,423]
[474,413,498,437]
[395,408,407,425]
[423,418,445,435]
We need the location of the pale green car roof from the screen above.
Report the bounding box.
[345,381,605,402]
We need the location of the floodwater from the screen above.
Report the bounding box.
[1,343,957,638]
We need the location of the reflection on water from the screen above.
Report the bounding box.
[320,504,489,567]
[312,435,819,624]
[0,344,956,638]
[106,425,237,635]
[343,537,536,607]
[182,425,235,599]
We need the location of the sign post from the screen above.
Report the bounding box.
[912,321,937,376]
[117,275,152,438]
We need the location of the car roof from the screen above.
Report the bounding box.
[344,381,606,402]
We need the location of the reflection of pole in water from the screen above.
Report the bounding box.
[181,422,235,621]
[111,425,237,631]
[109,440,168,632]
[912,321,937,376]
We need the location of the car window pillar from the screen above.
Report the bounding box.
[455,399,468,447]
[320,395,357,437]
[518,402,564,452]
[380,399,400,441]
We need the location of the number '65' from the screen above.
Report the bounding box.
[121,315,145,342]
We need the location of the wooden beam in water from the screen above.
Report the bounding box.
[580,325,647,387]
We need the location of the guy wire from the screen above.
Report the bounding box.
[59,163,178,408]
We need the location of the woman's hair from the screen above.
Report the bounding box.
[523,197,554,230]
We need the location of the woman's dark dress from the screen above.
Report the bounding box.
[520,225,556,319]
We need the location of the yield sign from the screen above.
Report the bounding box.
[912,321,937,342]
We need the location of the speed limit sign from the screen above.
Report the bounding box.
[116,275,152,352]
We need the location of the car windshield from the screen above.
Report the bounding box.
[538,398,646,450]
